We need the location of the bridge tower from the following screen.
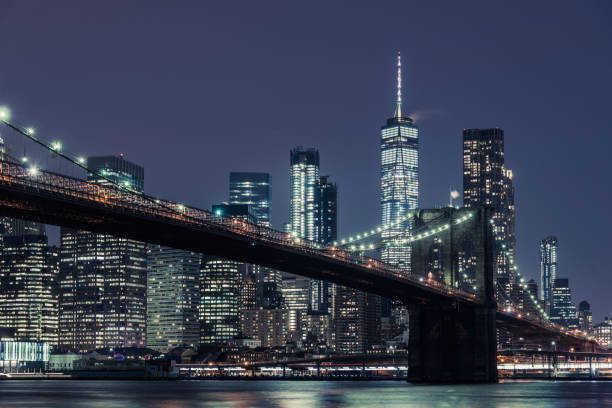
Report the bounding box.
[407,207,498,382]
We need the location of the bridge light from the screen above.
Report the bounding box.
[50,141,62,152]
[0,106,10,121]
[76,157,86,165]
[21,156,28,163]
[25,127,35,135]
[27,165,39,176]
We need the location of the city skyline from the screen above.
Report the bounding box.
[0,1,610,324]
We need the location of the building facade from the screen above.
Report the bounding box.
[229,172,271,227]
[0,235,58,346]
[550,278,578,329]
[540,236,558,313]
[146,245,201,352]
[463,128,515,288]
[380,52,419,272]
[578,301,593,333]
[59,155,147,352]
[593,318,612,349]
[199,258,242,344]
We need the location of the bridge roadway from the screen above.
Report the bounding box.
[0,160,595,350]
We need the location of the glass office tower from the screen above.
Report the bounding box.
[0,235,59,346]
[147,245,201,352]
[380,52,419,273]
[550,278,578,329]
[59,155,147,352]
[229,172,271,227]
[540,236,558,313]
[463,128,516,286]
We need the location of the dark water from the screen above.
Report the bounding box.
[0,380,611,407]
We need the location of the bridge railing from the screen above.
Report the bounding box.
[0,160,482,304]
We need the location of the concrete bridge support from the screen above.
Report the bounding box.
[407,302,498,382]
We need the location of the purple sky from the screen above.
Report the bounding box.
[1,1,611,321]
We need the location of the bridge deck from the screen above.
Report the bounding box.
[0,160,595,348]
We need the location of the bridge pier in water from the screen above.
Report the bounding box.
[407,302,497,383]
[407,207,498,383]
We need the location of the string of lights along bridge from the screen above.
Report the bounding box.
[0,104,592,342]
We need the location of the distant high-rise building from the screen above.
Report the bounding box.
[578,301,593,333]
[463,128,515,286]
[540,236,558,313]
[200,203,252,344]
[0,235,58,346]
[241,309,291,348]
[380,52,419,272]
[86,155,144,192]
[146,245,201,352]
[229,172,271,227]
[287,147,320,315]
[59,155,147,352]
[550,278,578,329]
[310,176,337,314]
[334,289,381,354]
[290,147,320,241]
[199,258,241,344]
[228,172,281,301]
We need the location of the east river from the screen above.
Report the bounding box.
[1,380,612,407]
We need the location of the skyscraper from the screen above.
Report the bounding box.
[59,155,147,352]
[290,147,320,242]
[286,147,319,316]
[309,176,337,314]
[380,52,419,272]
[578,301,593,333]
[200,204,252,344]
[550,278,578,329]
[540,236,558,313]
[463,128,516,286]
[229,172,271,227]
[228,172,281,301]
[146,245,201,352]
[0,235,58,346]
[199,258,241,344]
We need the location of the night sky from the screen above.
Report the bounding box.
[1,1,611,321]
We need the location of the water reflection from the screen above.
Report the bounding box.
[0,380,612,407]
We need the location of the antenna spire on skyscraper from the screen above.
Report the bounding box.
[396,51,402,118]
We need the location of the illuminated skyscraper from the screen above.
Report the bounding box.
[310,176,337,314]
[0,235,58,346]
[463,128,515,286]
[290,147,320,242]
[59,155,147,352]
[146,245,201,352]
[550,278,578,329]
[540,236,558,313]
[199,258,241,344]
[380,52,419,272]
[285,148,319,316]
[200,204,252,344]
[229,172,271,227]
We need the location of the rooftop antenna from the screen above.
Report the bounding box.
[395,51,402,118]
